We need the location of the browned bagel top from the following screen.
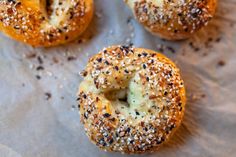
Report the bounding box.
[0,0,93,46]
[78,46,186,153]
[125,0,217,39]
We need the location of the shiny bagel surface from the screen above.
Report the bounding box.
[125,0,217,40]
[77,45,186,154]
[0,0,93,47]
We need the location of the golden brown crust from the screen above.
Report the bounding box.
[125,0,217,40]
[77,45,186,154]
[0,0,93,47]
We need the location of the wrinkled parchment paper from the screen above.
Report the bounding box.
[1,0,236,157]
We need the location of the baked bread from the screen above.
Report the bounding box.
[125,0,217,40]
[0,0,93,47]
[77,45,186,154]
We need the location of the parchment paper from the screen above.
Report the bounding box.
[0,0,236,157]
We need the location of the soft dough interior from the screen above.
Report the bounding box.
[37,0,73,28]
[80,72,158,122]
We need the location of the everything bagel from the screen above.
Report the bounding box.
[125,0,217,40]
[0,0,93,47]
[77,45,186,153]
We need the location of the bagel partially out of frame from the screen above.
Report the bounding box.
[125,0,217,40]
[0,0,93,47]
[77,45,186,154]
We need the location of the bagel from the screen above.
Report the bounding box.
[125,0,217,40]
[0,0,93,47]
[77,45,186,154]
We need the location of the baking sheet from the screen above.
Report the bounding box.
[1,0,236,157]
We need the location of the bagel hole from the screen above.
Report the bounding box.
[45,0,53,17]
[39,0,53,19]
[104,89,130,107]
[118,96,127,103]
